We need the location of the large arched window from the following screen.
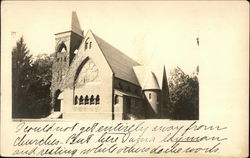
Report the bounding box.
[74,95,78,105]
[90,95,95,105]
[85,95,89,104]
[79,95,84,105]
[95,95,100,105]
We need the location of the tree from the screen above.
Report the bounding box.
[12,37,53,118]
[168,66,199,120]
[12,37,33,118]
[28,54,53,117]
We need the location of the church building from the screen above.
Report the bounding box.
[50,12,170,120]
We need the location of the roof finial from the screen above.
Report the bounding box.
[71,11,83,36]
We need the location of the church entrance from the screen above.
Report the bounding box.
[54,89,62,111]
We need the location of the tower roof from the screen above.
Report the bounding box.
[71,11,83,36]
[142,71,160,90]
[133,66,161,90]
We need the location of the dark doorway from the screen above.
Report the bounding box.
[54,89,62,111]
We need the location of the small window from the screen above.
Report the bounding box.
[74,96,78,105]
[149,93,151,100]
[79,95,84,105]
[90,95,95,105]
[85,42,88,50]
[85,95,89,104]
[85,37,90,50]
[95,95,100,105]
[60,71,62,81]
[57,71,60,81]
[114,95,119,104]
[89,42,92,49]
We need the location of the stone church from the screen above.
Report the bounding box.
[50,12,170,120]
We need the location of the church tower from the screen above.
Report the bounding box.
[142,72,161,118]
[51,11,84,112]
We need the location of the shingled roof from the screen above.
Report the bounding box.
[93,33,141,86]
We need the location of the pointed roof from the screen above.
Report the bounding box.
[71,11,83,36]
[142,71,160,90]
[133,66,161,90]
[92,33,141,85]
[162,66,169,90]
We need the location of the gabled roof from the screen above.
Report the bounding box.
[93,33,141,85]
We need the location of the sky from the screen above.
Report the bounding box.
[1,1,248,74]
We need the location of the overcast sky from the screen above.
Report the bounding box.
[2,1,248,74]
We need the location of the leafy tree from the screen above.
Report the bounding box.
[28,54,53,117]
[12,37,53,118]
[168,66,199,120]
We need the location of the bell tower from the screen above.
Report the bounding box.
[51,11,84,112]
[54,11,83,66]
[53,11,83,83]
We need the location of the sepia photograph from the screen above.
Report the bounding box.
[10,6,199,120]
[1,1,248,157]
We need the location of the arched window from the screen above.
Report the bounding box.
[85,95,89,104]
[149,93,151,100]
[95,95,100,105]
[74,96,78,105]
[57,42,67,52]
[79,95,84,105]
[114,95,119,104]
[90,95,95,105]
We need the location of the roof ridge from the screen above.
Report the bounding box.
[92,33,141,65]
[92,33,140,85]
